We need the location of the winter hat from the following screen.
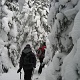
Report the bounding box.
[25,44,31,48]
[23,44,32,54]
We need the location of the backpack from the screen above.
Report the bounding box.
[23,52,34,70]
[37,46,46,59]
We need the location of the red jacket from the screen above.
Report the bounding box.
[37,46,46,58]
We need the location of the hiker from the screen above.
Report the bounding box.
[36,42,46,74]
[17,44,36,80]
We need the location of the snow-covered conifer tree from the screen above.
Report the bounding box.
[46,0,80,80]
[0,0,50,74]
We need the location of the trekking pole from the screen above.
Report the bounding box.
[20,71,21,80]
[31,68,35,79]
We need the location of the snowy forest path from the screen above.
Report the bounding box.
[0,67,23,80]
[0,62,46,80]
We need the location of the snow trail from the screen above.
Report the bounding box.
[0,62,46,80]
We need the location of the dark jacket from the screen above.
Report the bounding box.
[19,45,36,71]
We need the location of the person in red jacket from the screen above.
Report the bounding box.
[37,42,46,74]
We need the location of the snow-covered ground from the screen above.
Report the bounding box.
[0,67,23,80]
[0,62,46,80]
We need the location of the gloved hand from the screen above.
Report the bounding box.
[17,68,21,73]
[34,66,36,68]
[41,63,45,67]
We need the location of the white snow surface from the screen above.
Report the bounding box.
[0,62,46,80]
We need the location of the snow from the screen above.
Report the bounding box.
[18,0,25,12]
[56,13,64,21]
[0,62,46,80]
[43,39,53,64]
[1,0,80,80]
[71,0,78,5]
[10,21,18,38]
[0,68,24,80]
[2,17,10,34]
[46,0,80,80]
[2,5,13,22]
[47,6,56,26]
[70,10,80,44]
[61,44,77,80]
[1,0,6,5]
[63,7,77,18]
